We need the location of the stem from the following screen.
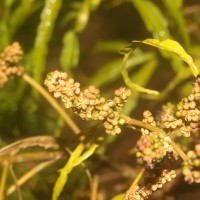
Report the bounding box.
[129,167,145,189]
[122,115,164,132]
[0,162,9,200]
[91,175,98,200]
[6,159,57,197]
[22,73,80,134]
[9,165,22,200]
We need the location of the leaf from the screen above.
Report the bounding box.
[163,0,190,47]
[91,51,155,87]
[60,30,79,71]
[32,0,62,84]
[121,39,199,77]
[10,0,42,37]
[52,143,84,200]
[52,142,99,200]
[140,39,199,77]
[132,0,169,40]
[93,40,127,53]
[132,0,185,72]
[112,193,125,200]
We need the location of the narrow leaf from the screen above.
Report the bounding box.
[52,143,84,200]
[32,0,62,84]
[60,30,79,71]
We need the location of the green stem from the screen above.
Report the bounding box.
[6,160,57,197]
[22,73,80,134]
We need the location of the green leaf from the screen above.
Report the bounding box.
[93,40,127,53]
[91,51,155,87]
[112,193,125,200]
[121,39,199,77]
[132,0,170,40]
[140,39,199,77]
[163,0,190,48]
[52,143,84,200]
[52,142,99,200]
[32,0,62,84]
[9,0,42,37]
[75,0,89,32]
[60,30,79,71]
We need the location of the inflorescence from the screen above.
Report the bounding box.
[125,77,200,200]
[44,70,131,135]
[0,42,24,87]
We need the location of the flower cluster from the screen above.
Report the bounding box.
[176,77,200,135]
[123,169,176,200]
[0,42,24,87]
[182,144,200,184]
[136,131,177,168]
[44,70,131,135]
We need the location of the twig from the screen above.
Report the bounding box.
[22,73,80,134]
[0,161,9,200]
[129,167,145,189]
[0,136,60,157]
[9,165,23,200]
[0,151,63,164]
[6,159,58,197]
[91,175,99,200]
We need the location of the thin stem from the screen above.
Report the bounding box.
[9,165,23,200]
[6,159,57,197]
[22,73,80,134]
[91,175,99,200]
[129,167,145,189]
[0,161,9,200]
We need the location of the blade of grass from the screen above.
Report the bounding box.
[32,0,62,84]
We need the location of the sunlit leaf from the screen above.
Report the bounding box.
[140,39,199,76]
[52,142,99,200]
[52,143,84,200]
[121,39,199,77]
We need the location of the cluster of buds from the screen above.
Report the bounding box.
[182,144,200,183]
[123,169,176,200]
[141,111,156,135]
[161,108,182,129]
[176,77,200,135]
[44,70,131,135]
[0,42,24,87]
[136,131,177,167]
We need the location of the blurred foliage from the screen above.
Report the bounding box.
[1,0,200,199]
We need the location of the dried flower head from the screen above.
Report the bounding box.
[0,42,24,87]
